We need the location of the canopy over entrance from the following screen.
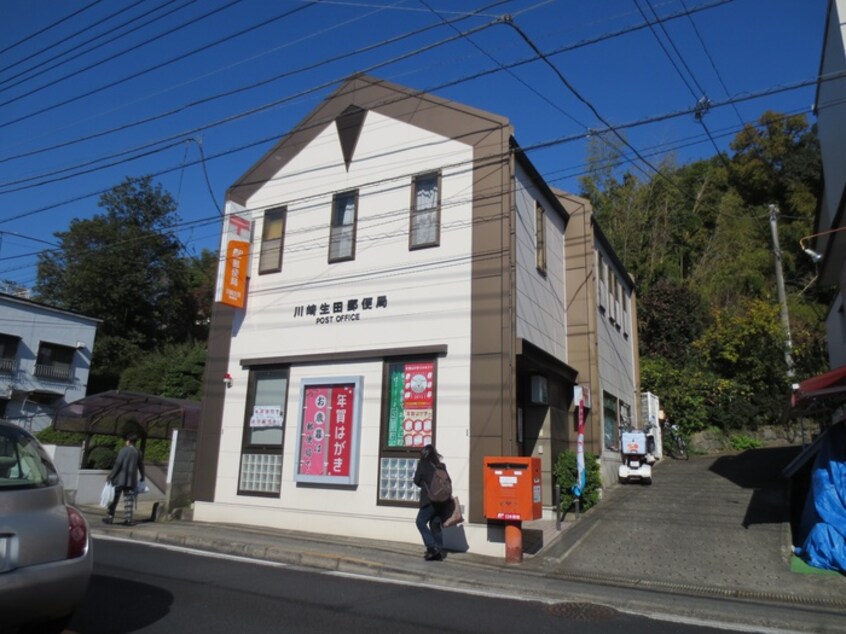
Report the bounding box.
[791,365,846,415]
[54,390,200,440]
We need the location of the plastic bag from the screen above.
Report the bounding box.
[99,482,114,508]
[136,480,149,494]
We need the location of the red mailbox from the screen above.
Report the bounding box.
[483,456,542,521]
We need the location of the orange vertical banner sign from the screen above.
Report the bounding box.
[222,239,249,308]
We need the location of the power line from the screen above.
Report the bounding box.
[0,0,197,93]
[0,0,258,123]
[0,0,730,166]
[0,0,507,167]
[679,0,744,125]
[0,0,104,58]
[0,0,732,193]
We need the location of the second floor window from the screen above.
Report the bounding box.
[410,172,440,249]
[35,342,75,381]
[259,207,286,274]
[329,190,357,262]
[536,202,547,275]
[0,334,19,374]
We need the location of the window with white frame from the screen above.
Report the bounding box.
[238,367,288,496]
[410,172,440,249]
[329,190,357,262]
[258,207,286,274]
[536,202,547,275]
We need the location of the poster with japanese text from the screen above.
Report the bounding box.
[386,362,435,448]
[295,378,362,485]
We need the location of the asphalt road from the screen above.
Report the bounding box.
[61,537,743,634]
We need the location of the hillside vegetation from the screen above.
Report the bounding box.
[581,111,827,435]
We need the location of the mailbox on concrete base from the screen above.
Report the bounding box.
[483,457,542,564]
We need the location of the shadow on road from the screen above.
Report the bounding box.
[69,574,173,633]
[709,446,801,528]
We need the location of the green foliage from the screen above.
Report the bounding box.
[34,176,214,392]
[86,446,118,470]
[637,280,707,363]
[36,428,85,446]
[583,110,827,434]
[35,428,170,467]
[120,342,206,400]
[552,450,602,514]
[729,434,763,451]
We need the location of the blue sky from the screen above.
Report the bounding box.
[0,0,828,291]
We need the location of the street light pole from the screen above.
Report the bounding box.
[768,204,795,379]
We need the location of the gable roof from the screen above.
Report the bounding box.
[227,74,512,205]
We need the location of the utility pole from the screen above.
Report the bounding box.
[768,204,795,379]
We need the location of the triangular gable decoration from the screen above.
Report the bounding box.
[336,105,366,172]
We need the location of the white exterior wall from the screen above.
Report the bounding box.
[196,111,494,551]
[0,297,97,433]
[514,164,567,362]
[594,246,637,441]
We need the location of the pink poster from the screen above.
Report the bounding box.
[299,386,330,476]
[329,385,354,477]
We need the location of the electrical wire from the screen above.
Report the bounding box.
[0,0,198,94]
[0,0,104,57]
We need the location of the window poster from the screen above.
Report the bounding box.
[250,405,283,428]
[387,361,435,448]
[295,377,362,485]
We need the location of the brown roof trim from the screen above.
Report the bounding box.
[510,139,569,223]
[227,74,511,205]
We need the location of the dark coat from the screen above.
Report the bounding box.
[414,458,451,519]
[108,445,145,489]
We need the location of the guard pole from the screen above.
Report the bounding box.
[505,521,523,564]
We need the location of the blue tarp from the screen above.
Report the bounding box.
[796,423,846,573]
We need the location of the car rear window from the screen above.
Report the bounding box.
[0,426,59,490]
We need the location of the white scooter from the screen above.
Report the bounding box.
[618,428,653,484]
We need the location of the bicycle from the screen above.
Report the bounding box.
[664,423,689,460]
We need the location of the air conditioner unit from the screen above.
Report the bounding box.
[530,375,548,405]
[0,385,12,399]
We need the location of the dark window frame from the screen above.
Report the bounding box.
[237,365,289,498]
[0,334,19,374]
[258,206,286,275]
[409,171,441,250]
[376,355,439,508]
[34,342,75,381]
[329,190,358,263]
[535,202,547,276]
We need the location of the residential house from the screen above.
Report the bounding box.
[560,192,641,486]
[194,75,638,554]
[0,293,99,433]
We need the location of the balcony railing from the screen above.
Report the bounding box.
[34,364,73,381]
[0,357,15,374]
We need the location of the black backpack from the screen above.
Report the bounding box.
[426,464,452,503]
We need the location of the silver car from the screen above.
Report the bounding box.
[0,421,93,632]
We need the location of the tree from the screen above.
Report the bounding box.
[119,342,206,400]
[35,176,206,392]
[637,279,707,364]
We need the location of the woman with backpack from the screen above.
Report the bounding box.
[413,443,451,561]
